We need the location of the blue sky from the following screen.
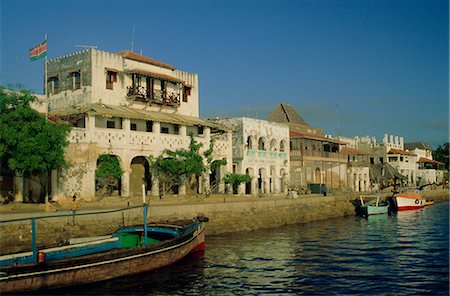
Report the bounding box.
[1,0,448,148]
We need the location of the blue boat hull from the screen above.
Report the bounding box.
[0,219,206,293]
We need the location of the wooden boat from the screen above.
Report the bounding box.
[424,200,435,206]
[0,205,208,293]
[394,190,424,211]
[360,196,389,216]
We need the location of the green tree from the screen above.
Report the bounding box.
[433,142,449,170]
[149,134,226,197]
[0,86,71,199]
[223,173,252,194]
[95,154,123,197]
[433,142,449,181]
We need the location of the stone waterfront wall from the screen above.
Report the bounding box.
[1,189,448,255]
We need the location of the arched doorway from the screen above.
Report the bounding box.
[314,167,321,183]
[258,168,266,194]
[130,156,151,197]
[245,168,253,194]
[95,154,122,197]
[270,167,276,193]
[210,160,225,194]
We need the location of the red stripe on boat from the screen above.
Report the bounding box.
[397,205,424,211]
[191,242,205,253]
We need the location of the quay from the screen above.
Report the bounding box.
[0,189,448,254]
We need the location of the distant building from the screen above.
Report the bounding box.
[13,49,232,201]
[405,142,445,185]
[339,134,444,189]
[268,103,347,192]
[340,147,371,192]
[214,117,290,195]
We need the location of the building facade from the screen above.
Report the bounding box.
[215,117,290,195]
[268,103,347,192]
[405,142,445,185]
[14,49,232,201]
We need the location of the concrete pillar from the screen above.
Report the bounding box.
[14,171,24,203]
[238,183,245,195]
[179,183,186,195]
[151,177,159,197]
[123,118,130,131]
[264,177,270,194]
[153,122,161,134]
[51,169,58,198]
[204,127,211,139]
[121,170,130,198]
[87,115,96,142]
[179,125,187,137]
[218,166,226,193]
[251,175,258,195]
[203,173,210,195]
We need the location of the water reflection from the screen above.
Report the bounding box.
[31,202,449,295]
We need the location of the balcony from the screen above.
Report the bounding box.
[290,149,346,161]
[127,86,180,107]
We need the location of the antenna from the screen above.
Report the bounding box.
[75,45,98,49]
[131,23,136,52]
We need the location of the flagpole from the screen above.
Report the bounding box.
[44,34,48,103]
[43,33,51,212]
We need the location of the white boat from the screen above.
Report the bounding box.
[395,190,424,211]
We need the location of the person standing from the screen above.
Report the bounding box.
[322,184,327,196]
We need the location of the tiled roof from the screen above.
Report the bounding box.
[124,69,185,84]
[117,50,176,70]
[404,142,433,151]
[289,131,344,144]
[341,147,369,155]
[50,103,229,130]
[417,157,444,165]
[388,148,416,156]
[268,103,309,126]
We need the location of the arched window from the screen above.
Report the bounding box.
[280,141,285,152]
[258,137,265,150]
[247,136,253,149]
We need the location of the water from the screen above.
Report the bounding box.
[41,202,449,295]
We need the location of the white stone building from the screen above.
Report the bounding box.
[214,117,290,195]
[13,49,232,201]
[405,142,445,185]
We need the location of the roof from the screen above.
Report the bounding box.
[290,131,345,144]
[388,148,416,156]
[267,103,309,126]
[404,142,433,151]
[340,147,369,155]
[417,157,444,165]
[124,69,185,84]
[50,103,229,130]
[117,50,176,70]
[369,163,408,182]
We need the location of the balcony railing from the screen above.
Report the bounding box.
[290,149,346,160]
[127,86,180,107]
[244,149,288,161]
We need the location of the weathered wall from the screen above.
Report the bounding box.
[1,190,448,255]
[0,195,353,254]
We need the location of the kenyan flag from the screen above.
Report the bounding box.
[29,40,47,61]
